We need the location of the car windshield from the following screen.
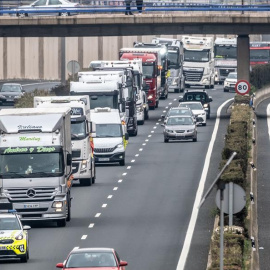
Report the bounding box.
[167,117,193,125]
[168,51,179,67]
[96,124,122,138]
[168,109,191,117]
[71,121,86,140]
[66,252,117,268]
[180,103,203,110]
[227,73,237,79]
[1,85,21,92]
[0,218,21,230]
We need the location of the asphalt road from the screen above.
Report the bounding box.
[256,98,270,270]
[0,84,235,270]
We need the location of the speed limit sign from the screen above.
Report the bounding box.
[235,80,250,95]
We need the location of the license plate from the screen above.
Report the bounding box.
[230,84,235,87]
[98,158,110,162]
[24,204,39,209]
[0,246,7,250]
[176,133,184,136]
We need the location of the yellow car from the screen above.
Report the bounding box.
[0,210,31,262]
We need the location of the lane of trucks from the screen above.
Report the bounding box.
[0,35,267,264]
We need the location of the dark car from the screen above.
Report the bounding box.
[0,83,25,105]
[178,89,213,119]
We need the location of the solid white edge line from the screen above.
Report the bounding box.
[267,104,270,140]
[176,98,233,270]
[22,82,59,86]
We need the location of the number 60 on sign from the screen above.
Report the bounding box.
[235,80,250,96]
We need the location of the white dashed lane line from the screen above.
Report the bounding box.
[174,98,177,101]
[118,179,123,183]
[102,204,107,208]
[122,172,127,176]
[151,131,154,133]
[156,123,159,125]
[153,126,157,129]
[131,160,135,163]
[135,154,139,157]
[108,195,113,199]
[158,119,161,121]
[163,110,166,113]
[169,102,172,105]
[113,187,118,191]
[142,143,146,146]
[145,139,149,142]
[95,213,101,218]
[88,223,94,228]
[127,166,131,169]
[81,235,87,240]
[148,135,152,138]
[139,148,143,151]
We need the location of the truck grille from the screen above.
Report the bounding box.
[94,147,116,153]
[72,150,81,158]
[175,130,185,133]
[183,70,203,82]
[6,187,56,202]
[219,68,235,77]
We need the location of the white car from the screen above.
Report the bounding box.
[224,72,237,92]
[14,0,79,17]
[136,90,149,125]
[178,101,207,126]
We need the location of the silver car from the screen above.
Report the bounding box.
[162,115,198,143]
[0,83,25,105]
[15,0,79,17]
[161,106,196,124]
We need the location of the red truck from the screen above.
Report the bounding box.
[119,48,162,110]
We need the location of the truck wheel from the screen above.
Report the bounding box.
[57,219,66,227]
[80,178,92,186]
[66,196,71,222]
[92,166,96,184]
[155,101,159,108]
[174,88,180,93]
[149,106,155,110]
[164,137,169,143]
[119,159,125,166]
[145,109,149,120]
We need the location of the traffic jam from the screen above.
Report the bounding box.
[0,35,254,268]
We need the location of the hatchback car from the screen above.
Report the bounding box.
[56,248,128,269]
[161,106,195,124]
[178,101,207,126]
[162,115,197,143]
[15,0,79,17]
[0,83,24,105]
[224,72,237,92]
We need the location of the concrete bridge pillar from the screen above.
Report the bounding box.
[237,35,250,82]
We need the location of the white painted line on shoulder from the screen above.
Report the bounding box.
[81,235,87,240]
[142,143,146,146]
[113,187,118,191]
[122,172,127,176]
[73,246,80,250]
[148,135,152,138]
[22,82,60,86]
[108,195,113,199]
[139,148,143,151]
[131,160,135,163]
[95,213,101,218]
[88,223,95,228]
[135,154,139,157]
[176,98,234,270]
[102,204,107,208]
[118,179,123,183]
[127,166,131,169]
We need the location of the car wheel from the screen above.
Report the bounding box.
[80,178,92,186]
[193,137,197,142]
[57,219,66,227]
[202,122,207,126]
[92,165,96,184]
[174,88,180,93]
[138,119,144,125]
[119,159,125,166]
[164,138,169,143]
[155,101,159,108]
[145,109,149,120]
[20,251,28,263]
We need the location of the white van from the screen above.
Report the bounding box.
[91,108,129,166]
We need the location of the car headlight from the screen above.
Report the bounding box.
[187,129,195,133]
[203,104,208,108]
[14,95,20,99]
[148,95,153,100]
[15,233,24,240]
[165,129,174,133]
[52,201,63,208]
[117,142,124,148]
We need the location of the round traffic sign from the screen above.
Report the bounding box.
[235,80,250,95]
[67,60,80,75]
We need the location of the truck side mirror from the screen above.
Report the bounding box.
[67,153,72,166]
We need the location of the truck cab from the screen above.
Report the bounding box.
[34,96,96,187]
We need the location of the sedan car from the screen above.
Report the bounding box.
[15,0,79,17]
[0,209,31,262]
[162,115,197,143]
[161,106,195,124]
[224,72,237,92]
[56,248,128,269]
[0,83,24,105]
[178,101,207,126]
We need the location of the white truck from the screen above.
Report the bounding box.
[214,37,237,84]
[182,36,215,89]
[152,38,185,93]
[91,107,129,166]
[34,96,96,187]
[0,108,72,227]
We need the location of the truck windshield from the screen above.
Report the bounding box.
[184,50,210,62]
[71,121,87,140]
[0,151,64,178]
[214,46,237,59]
[90,95,118,110]
[250,49,270,60]
[168,51,180,68]
[142,64,154,78]
[96,124,122,138]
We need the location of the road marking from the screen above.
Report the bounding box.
[158,119,161,121]
[148,135,152,138]
[153,126,157,129]
[163,110,166,113]
[151,131,154,133]
[95,213,101,218]
[122,172,127,176]
[156,123,159,125]
[127,166,131,169]
[81,235,87,240]
[145,139,149,142]
[139,148,143,151]
[113,187,118,191]
[176,98,234,270]
[169,102,172,105]
[102,204,107,208]
[108,195,113,199]
[118,179,123,183]
[142,143,146,146]
[135,154,139,157]
[165,106,168,109]
[88,223,95,228]
[131,159,135,163]
[174,98,177,101]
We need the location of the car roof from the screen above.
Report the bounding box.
[168,115,192,118]
[70,248,114,254]
[0,213,17,218]
[169,107,189,110]
[2,83,22,86]
[228,72,237,75]
[184,89,208,93]
[179,101,203,105]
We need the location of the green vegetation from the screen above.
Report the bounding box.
[250,64,270,89]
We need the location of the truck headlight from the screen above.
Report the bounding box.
[172,78,178,85]
[203,104,208,109]
[136,106,143,113]
[52,201,63,208]
[15,233,24,240]
[80,160,87,171]
[117,142,124,148]
[148,95,153,100]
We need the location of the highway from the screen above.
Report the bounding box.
[0,84,235,269]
